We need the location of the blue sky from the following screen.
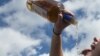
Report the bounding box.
[0,0,100,56]
[0,0,11,6]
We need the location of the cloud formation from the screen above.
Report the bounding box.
[0,28,41,56]
[0,0,50,56]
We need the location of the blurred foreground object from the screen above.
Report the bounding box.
[26,0,77,25]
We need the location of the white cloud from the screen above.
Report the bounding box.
[0,0,51,56]
[0,28,41,56]
[39,53,49,56]
[1,0,49,35]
